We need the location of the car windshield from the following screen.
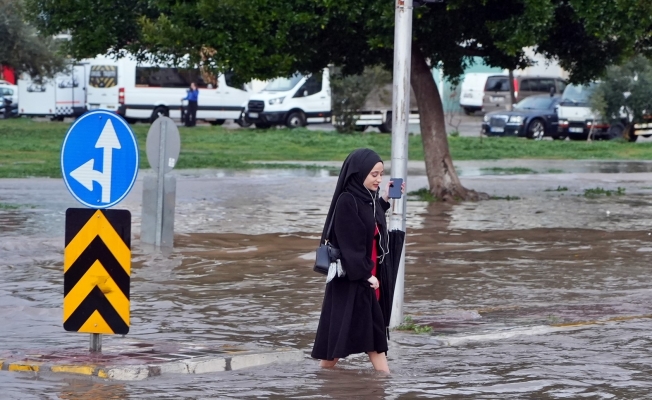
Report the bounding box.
[264,74,304,91]
[561,83,597,105]
[484,76,509,92]
[514,96,555,110]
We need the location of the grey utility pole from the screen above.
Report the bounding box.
[389,0,413,328]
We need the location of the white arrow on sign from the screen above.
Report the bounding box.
[69,119,122,203]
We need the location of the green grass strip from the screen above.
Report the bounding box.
[1,118,651,178]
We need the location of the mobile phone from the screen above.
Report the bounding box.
[388,178,403,199]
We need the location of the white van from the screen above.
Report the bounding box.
[246,69,331,128]
[459,72,500,115]
[17,64,88,119]
[86,56,250,124]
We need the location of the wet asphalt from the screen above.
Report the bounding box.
[1,163,652,398]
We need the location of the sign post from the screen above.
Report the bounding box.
[389,0,413,328]
[141,116,180,248]
[61,110,139,352]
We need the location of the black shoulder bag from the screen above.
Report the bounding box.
[314,193,357,275]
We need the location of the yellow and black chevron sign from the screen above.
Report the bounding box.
[64,208,130,334]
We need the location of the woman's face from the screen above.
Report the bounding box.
[363,162,384,191]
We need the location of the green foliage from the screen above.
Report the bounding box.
[591,56,652,125]
[545,186,568,192]
[489,195,521,200]
[480,167,536,175]
[395,316,433,334]
[23,0,652,84]
[583,187,626,197]
[0,0,66,79]
[407,188,437,203]
[331,66,391,134]
[2,119,652,178]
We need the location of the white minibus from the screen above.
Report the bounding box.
[86,56,250,124]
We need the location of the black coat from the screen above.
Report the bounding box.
[311,192,390,360]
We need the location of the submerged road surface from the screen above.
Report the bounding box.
[1,166,652,398]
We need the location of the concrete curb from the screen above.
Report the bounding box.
[0,348,304,381]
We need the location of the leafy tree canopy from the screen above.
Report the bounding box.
[591,55,652,124]
[1,0,65,79]
[24,0,652,84]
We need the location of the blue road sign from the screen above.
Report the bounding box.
[61,110,139,209]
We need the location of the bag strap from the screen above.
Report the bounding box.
[325,192,358,243]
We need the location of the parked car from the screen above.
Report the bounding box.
[0,83,18,118]
[483,75,567,113]
[482,94,562,140]
[459,72,504,115]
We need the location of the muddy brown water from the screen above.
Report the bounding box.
[2,169,652,398]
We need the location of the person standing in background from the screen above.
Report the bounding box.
[182,82,199,127]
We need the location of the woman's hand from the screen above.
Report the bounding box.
[382,180,406,202]
[368,276,379,290]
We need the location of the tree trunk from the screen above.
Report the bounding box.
[410,45,488,201]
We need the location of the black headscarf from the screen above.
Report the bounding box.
[321,149,389,262]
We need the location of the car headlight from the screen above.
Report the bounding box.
[268,97,285,105]
[483,114,491,122]
[508,115,523,124]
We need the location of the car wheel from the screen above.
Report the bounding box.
[236,111,253,128]
[255,123,272,129]
[622,124,638,142]
[150,106,169,124]
[526,119,545,140]
[236,118,253,128]
[286,111,306,129]
[379,112,392,134]
[209,119,226,126]
[607,122,625,140]
[463,107,473,116]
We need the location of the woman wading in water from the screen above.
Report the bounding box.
[311,148,404,373]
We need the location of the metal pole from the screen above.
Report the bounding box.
[155,119,167,247]
[90,333,102,352]
[389,0,413,328]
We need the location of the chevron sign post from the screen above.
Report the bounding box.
[64,209,131,335]
[60,110,138,352]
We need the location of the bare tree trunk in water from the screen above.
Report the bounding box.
[410,45,488,201]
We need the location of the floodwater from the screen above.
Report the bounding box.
[2,167,652,398]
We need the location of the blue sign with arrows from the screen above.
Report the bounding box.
[61,110,139,209]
